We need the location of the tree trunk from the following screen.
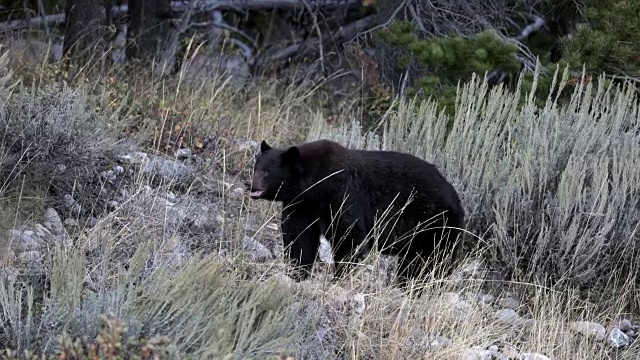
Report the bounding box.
[126,0,171,63]
[63,0,106,61]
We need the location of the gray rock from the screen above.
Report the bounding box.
[498,297,520,310]
[235,139,259,152]
[462,348,496,360]
[118,151,148,164]
[108,200,120,210]
[18,250,41,263]
[241,236,272,261]
[479,294,495,304]
[141,157,194,186]
[101,170,116,182]
[231,187,245,197]
[569,321,606,341]
[62,194,82,215]
[43,207,64,235]
[350,293,366,317]
[86,216,98,227]
[520,353,550,360]
[32,224,52,238]
[495,308,524,325]
[64,218,79,227]
[607,328,630,348]
[428,336,451,348]
[6,229,41,251]
[113,165,125,174]
[443,292,473,320]
[174,148,192,159]
[619,319,633,332]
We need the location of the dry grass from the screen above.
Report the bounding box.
[0,35,638,360]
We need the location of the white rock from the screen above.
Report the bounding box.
[569,321,606,341]
[520,353,550,360]
[241,236,272,261]
[318,235,333,263]
[462,349,495,360]
[607,328,630,348]
[113,165,124,174]
[174,148,192,159]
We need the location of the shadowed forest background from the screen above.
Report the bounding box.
[0,0,639,358]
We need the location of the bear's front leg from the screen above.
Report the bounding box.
[281,205,321,282]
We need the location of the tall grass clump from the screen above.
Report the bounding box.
[309,66,640,300]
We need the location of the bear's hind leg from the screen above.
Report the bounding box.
[331,221,370,281]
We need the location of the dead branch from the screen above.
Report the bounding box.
[175,0,360,11]
[254,15,374,70]
[0,0,361,33]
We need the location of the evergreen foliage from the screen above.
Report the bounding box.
[561,0,640,78]
[379,21,529,114]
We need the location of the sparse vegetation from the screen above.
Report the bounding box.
[1,24,640,360]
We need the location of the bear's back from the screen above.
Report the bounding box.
[351,148,464,220]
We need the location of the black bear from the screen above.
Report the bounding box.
[249,139,465,285]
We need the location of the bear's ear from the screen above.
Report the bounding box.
[260,140,272,153]
[282,146,300,164]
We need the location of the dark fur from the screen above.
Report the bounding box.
[249,139,465,285]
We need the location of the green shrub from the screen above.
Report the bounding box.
[308,70,640,296]
[379,21,524,113]
[561,0,640,78]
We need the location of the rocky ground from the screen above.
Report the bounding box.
[1,137,639,359]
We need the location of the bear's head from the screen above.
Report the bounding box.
[249,140,303,202]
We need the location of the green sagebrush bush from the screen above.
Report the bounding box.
[308,68,640,294]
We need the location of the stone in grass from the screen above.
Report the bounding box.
[241,236,272,261]
[498,297,520,310]
[607,328,630,348]
[569,321,606,341]
[520,353,551,360]
[618,319,633,332]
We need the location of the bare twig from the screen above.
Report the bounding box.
[254,15,375,69]
[301,0,326,75]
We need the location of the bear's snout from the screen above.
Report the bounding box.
[249,170,266,199]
